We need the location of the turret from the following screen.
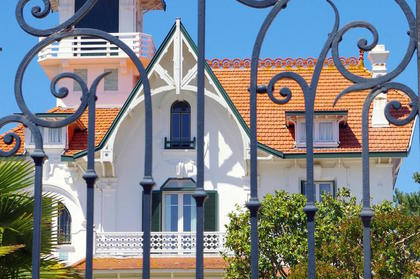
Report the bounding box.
[39,0,166,108]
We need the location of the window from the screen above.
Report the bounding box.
[75,0,119,33]
[48,128,62,144]
[104,68,118,91]
[301,181,336,202]
[165,101,195,149]
[73,69,88,91]
[147,178,218,232]
[296,120,338,147]
[163,193,196,232]
[28,127,64,146]
[57,202,71,245]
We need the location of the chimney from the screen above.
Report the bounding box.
[368,45,390,127]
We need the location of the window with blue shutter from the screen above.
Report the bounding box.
[149,179,218,232]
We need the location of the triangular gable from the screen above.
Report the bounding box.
[62,19,252,161]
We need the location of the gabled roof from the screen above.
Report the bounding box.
[210,58,414,158]
[0,22,414,160]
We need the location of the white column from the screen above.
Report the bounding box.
[96,178,119,232]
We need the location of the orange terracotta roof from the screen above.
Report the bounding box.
[0,57,414,158]
[210,57,414,155]
[0,125,25,155]
[62,107,120,156]
[73,257,227,270]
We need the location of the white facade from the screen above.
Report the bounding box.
[28,11,408,277]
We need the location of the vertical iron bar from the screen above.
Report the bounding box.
[31,149,46,279]
[83,89,98,279]
[417,0,420,146]
[140,178,154,279]
[303,110,317,279]
[361,92,376,279]
[194,1,208,278]
[247,3,287,278]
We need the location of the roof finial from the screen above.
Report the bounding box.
[358,49,365,68]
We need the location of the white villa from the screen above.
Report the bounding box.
[0,0,415,278]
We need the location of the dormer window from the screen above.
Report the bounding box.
[27,127,66,147]
[165,101,196,149]
[286,111,347,148]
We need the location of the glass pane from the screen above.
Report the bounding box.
[171,114,180,140]
[299,122,306,142]
[171,101,190,113]
[181,113,190,140]
[48,128,62,144]
[319,122,334,142]
[73,69,87,91]
[319,183,332,201]
[58,202,71,244]
[164,194,178,232]
[183,194,196,232]
[104,68,118,91]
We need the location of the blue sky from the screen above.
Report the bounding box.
[0,0,419,192]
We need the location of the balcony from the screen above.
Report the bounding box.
[38,32,155,62]
[95,232,227,257]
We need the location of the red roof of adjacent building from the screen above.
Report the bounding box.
[0,56,414,159]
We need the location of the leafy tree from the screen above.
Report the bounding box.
[393,173,420,216]
[394,189,420,216]
[223,189,420,278]
[0,159,79,278]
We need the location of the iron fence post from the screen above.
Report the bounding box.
[83,82,98,279]
[194,1,208,278]
[417,0,420,146]
[31,149,46,279]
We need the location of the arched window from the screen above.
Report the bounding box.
[166,101,195,149]
[57,202,71,245]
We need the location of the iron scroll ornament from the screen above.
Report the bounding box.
[1,1,155,279]
[236,0,419,279]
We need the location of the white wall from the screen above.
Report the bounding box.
[109,88,249,232]
[258,159,394,204]
[56,63,137,108]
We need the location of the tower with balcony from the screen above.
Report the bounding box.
[39,0,166,108]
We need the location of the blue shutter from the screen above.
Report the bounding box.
[204,191,218,231]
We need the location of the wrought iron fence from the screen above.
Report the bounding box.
[0,0,418,279]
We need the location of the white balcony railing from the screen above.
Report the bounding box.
[38,32,155,61]
[95,232,227,257]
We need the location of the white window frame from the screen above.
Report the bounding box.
[25,127,67,148]
[295,118,339,148]
[162,192,196,233]
[301,180,335,202]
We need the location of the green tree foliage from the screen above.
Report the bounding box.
[392,173,420,216]
[223,189,420,278]
[394,189,420,216]
[0,159,80,278]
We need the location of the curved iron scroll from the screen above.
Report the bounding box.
[1,1,155,279]
[236,0,419,278]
